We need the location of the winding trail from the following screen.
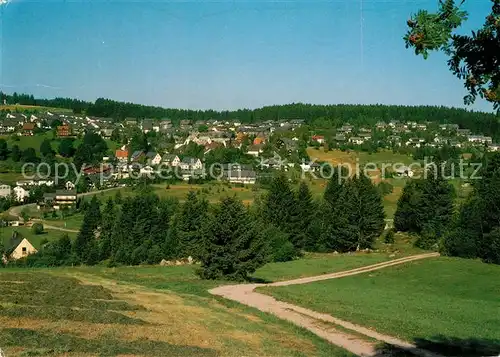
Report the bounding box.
[210,252,441,357]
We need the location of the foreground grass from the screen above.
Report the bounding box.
[259,257,500,343]
[0,265,359,357]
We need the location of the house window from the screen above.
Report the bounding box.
[22,247,27,255]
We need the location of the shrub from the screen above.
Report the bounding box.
[265,225,299,262]
[384,229,395,244]
[31,223,44,235]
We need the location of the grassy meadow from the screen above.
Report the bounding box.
[0,266,356,357]
[258,257,500,343]
[0,226,77,250]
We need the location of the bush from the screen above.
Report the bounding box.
[441,229,478,259]
[265,225,299,262]
[31,223,44,235]
[147,245,163,265]
[384,229,395,244]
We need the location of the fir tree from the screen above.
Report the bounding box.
[169,191,207,259]
[74,196,101,262]
[198,197,267,281]
[350,174,386,249]
[99,197,116,260]
[262,174,297,237]
[294,181,315,249]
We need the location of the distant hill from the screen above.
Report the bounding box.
[0,104,72,113]
[1,91,499,138]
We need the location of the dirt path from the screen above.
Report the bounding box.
[210,252,441,357]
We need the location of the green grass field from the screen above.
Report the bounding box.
[0,226,76,249]
[253,253,391,282]
[0,132,121,156]
[259,257,500,343]
[96,183,264,204]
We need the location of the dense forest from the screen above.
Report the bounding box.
[1,91,499,137]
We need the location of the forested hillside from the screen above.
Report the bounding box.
[1,91,498,137]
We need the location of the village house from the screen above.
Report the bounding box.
[100,127,113,138]
[457,129,471,136]
[223,169,257,185]
[162,154,181,167]
[338,124,354,134]
[488,144,500,152]
[334,134,346,142]
[406,137,426,147]
[22,123,35,136]
[247,144,263,157]
[0,120,18,133]
[375,121,387,130]
[253,136,266,145]
[180,120,192,130]
[179,157,203,171]
[53,190,77,210]
[394,166,414,178]
[2,234,38,262]
[142,119,154,133]
[13,186,29,202]
[57,124,72,137]
[140,165,155,176]
[130,150,145,162]
[124,118,138,127]
[115,149,129,163]
[146,152,162,166]
[65,181,76,190]
[311,135,325,144]
[349,137,365,145]
[0,183,12,198]
[468,135,493,145]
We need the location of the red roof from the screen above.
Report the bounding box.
[115,149,128,158]
[23,123,35,130]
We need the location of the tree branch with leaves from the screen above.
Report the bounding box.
[404,0,500,111]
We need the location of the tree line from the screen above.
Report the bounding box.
[394,153,500,264]
[6,173,386,280]
[2,91,499,139]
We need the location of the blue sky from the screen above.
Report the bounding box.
[0,0,494,112]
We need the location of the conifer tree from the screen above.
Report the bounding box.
[74,196,101,262]
[99,197,116,260]
[198,197,267,281]
[350,174,386,249]
[394,166,454,248]
[169,191,208,259]
[443,152,500,264]
[294,181,315,249]
[262,174,297,229]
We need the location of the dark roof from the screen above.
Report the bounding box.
[146,151,158,158]
[222,163,253,171]
[181,157,199,164]
[223,170,257,179]
[142,120,153,130]
[163,154,178,161]
[55,190,77,196]
[131,150,144,159]
[5,231,24,256]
